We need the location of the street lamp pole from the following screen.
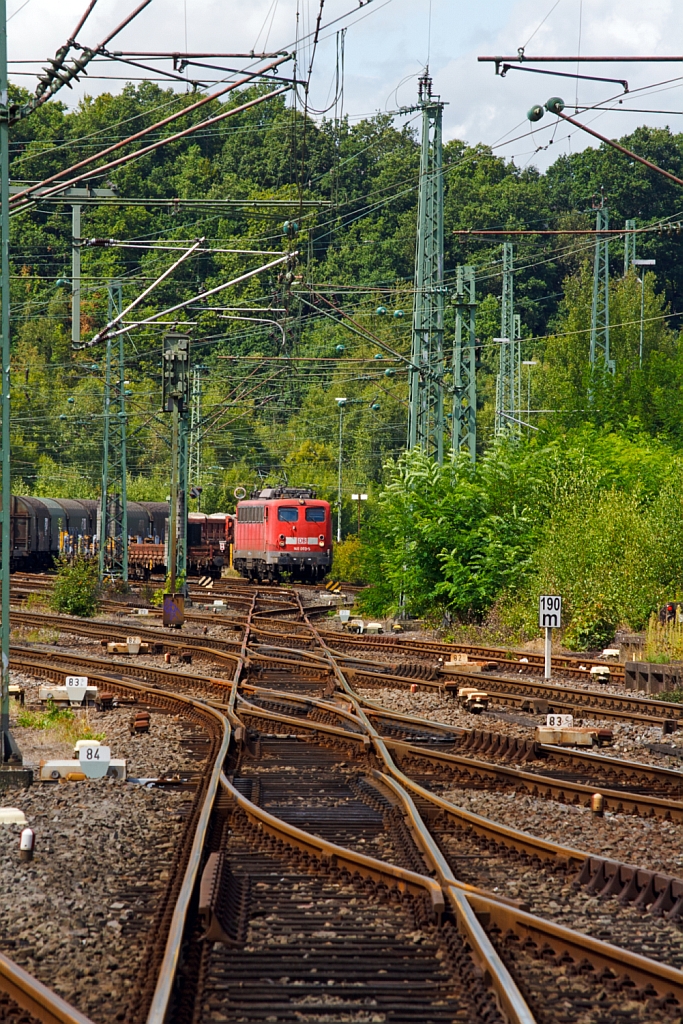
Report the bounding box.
[351,493,368,536]
[521,360,537,436]
[633,259,656,367]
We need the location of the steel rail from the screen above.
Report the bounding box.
[237,685,683,933]
[240,678,683,812]
[286,596,536,1024]
[142,709,232,1024]
[236,694,683,822]
[0,951,95,1024]
[280,604,683,1004]
[384,738,683,821]
[9,609,243,660]
[347,664,683,725]
[318,628,627,681]
[230,693,683,1005]
[3,652,230,1024]
[17,636,683,815]
[219,772,446,912]
[12,613,683,1016]
[12,602,683,765]
[242,680,463,737]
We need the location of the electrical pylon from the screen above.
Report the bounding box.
[590,203,614,373]
[98,281,128,582]
[452,265,476,461]
[408,72,446,463]
[495,243,520,433]
[624,218,636,275]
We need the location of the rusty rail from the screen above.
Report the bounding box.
[0,951,95,1024]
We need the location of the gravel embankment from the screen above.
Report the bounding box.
[0,671,211,1024]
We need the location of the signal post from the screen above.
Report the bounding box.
[539,595,562,679]
[162,333,191,627]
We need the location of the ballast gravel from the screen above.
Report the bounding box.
[0,672,210,1024]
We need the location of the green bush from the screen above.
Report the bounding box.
[562,603,616,651]
[50,558,100,617]
[332,538,368,584]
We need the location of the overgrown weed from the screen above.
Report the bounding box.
[16,700,105,745]
[644,613,683,664]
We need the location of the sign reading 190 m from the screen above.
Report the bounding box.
[539,595,562,629]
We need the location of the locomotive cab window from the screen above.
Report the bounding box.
[277,507,298,522]
[305,507,325,522]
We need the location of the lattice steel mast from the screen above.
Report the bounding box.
[452,265,477,460]
[0,0,14,765]
[98,281,128,582]
[189,367,202,503]
[495,242,520,433]
[590,201,614,372]
[408,73,446,463]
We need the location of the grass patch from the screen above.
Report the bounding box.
[16,700,105,745]
[654,689,683,704]
[24,628,60,644]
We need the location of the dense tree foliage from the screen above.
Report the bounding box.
[10,79,683,638]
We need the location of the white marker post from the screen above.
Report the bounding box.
[65,675,88,705]
[539,596,562,680]
[78,744,111,780]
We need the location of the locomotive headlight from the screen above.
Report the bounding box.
[279,533,286,547]
[318,534,325,547]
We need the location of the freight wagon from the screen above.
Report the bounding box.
[5,496,234,578]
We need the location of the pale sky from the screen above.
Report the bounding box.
[7,0,683,171]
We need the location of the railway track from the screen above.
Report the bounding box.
[10,572,632,679]
[6,594,683,1023]
[11,605,683,795]
[10,607,674,734]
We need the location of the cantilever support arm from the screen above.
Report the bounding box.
[551,108,683,189]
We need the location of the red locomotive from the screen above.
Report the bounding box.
[233,486,332,582]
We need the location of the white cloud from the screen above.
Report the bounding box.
[8,0,683,174]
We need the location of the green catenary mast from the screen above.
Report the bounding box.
[590,201,614,372]
[99,281,128,582]
[452,265,477,460]
[408,73,446,463]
